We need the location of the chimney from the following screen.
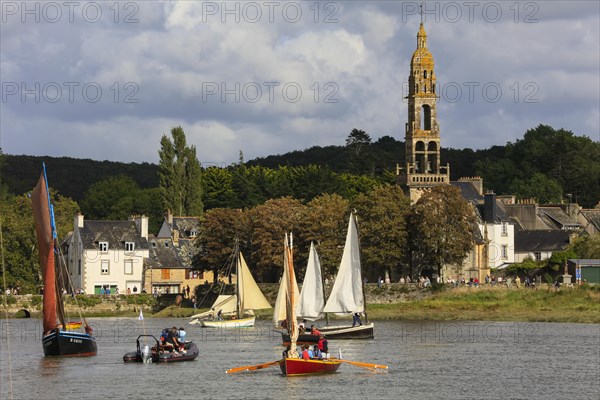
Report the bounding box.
[484,192,497,223]
[173,229,179,246]
[131,215,149,240]
[166,210,173,225]
[74,213,84,228]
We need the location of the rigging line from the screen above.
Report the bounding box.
[57,248,85,327]
[0,219,15,400]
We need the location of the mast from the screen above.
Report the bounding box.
[235,239,241,320]
[354,212,368,324]
[317,243,330,326]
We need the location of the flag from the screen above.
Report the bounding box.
[139,309,144,320]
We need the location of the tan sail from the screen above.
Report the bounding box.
[238,252,271,312]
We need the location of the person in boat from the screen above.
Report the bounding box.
[307,345,315,359]
[298,320,306,334]
[84,323,93,336]
[301,344,310,360]
[317,334,328,357]
[166,326,181,352]
[178,327,187,343]
[217,309,223,321]
[352,312,363,327]
[310,325,321,336]
[312,345,322,359]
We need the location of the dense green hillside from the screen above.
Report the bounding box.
[2,155,158,201]
[2,125,598,207]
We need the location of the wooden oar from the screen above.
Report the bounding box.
[226,359,282,374]
[333,358,389,371]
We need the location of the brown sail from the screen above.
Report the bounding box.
[31,172,59,334]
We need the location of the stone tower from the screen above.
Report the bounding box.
[397,22,450,203]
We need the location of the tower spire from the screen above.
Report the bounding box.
[397,21,450,203]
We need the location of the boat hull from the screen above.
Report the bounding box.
[282,323,374,345]
[123,342,199,363]
[200,316,255,328]
[279,358,342,376]
[319,323,375,339]
[42,330,97,357]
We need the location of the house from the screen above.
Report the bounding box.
[513,229,573,263]
[68,214,149,294]
[447,178,515,281]
[144,212,219,295]
[577,205,600,236]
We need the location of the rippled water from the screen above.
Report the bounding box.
[1,318,598,399]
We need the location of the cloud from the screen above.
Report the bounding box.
[1,1,598,165]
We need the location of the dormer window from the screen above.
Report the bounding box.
[99,242,109,252]
[501,222,508,236]
[125,242,135,252]
[190,229,198,238]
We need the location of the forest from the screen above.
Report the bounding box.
[0,124,598,292]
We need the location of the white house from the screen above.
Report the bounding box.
[479,193,516,268]
[68,214,149,295]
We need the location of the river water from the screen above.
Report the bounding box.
[1,318,598,400]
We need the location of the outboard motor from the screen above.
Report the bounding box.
[141,345,152,363]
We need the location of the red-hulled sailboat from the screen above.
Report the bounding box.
[275,234,341,376]
[31,163,97,357]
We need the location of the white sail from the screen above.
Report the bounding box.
[296,242,324,320]
[323,213,364,315]
[238,252,272,312]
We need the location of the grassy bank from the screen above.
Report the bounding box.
[366,286,600,324]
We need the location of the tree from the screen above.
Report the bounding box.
[353,184,411,281]
[408,185,476,279]
[158,126,203,216]
[0,188,80,293]
[194,208,251,283]
[345,128,373,175]
[300,193,350,279]
[201,167,236,210]
[509,172,563,204]
[248,197,305,281]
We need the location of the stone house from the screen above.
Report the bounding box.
[144,212,219,295]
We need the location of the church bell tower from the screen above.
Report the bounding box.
[397,21,450,203]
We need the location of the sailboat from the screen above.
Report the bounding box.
[320,213,374,338]
[276,234,342,376]
[282,213,374,344]
[189,241,271,328]
[31,164,97,356]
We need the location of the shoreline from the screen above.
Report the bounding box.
[4,285,599,324]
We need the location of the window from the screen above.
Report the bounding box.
[78,260,81,276]
[125,242,135,252]
[101,260,110,275]
[501,245,508,259]
[189,270,203,279]
[161,269,170,279]
[190,229,198,238]
[99,242,109,252]
[501,222,508,236]
[424,70,427,78]
[124,260,133,275]
[534,252,542,261]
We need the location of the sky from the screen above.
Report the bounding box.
[1,1,599,167]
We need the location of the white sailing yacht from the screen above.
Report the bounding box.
[320,212,374,338]
[189,242,271,328]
